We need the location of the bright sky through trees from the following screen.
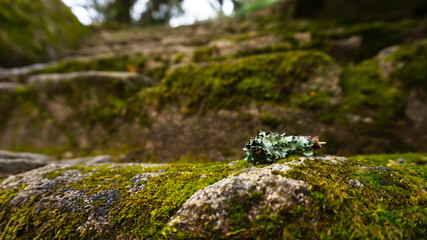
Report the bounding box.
[62,0,234,27]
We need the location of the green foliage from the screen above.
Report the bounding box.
[193,46,219,62]
[243,131,317,164]
[235,0,277,17]
[0,0,88,67]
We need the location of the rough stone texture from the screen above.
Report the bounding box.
[1,154,425,239]
[27,71,154,87]
[0,150,53,177]
[0,162,168,235]
[127,171,165,195]
[405,89,427,129]
[377,46,399,79]
[349,179,363,189]
[168,157,347,234]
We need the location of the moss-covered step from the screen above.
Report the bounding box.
[0,153,425,239]
[0,50,342,160]
[1,39,427,160]
[0,0,88,67]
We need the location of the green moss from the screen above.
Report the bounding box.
[349,153,427,185]
[388,39,427,90]
[0,161,254,239]
[339,58,406,126]
[193,46,219,62]
[220,153,427,239]
[293,91,331,110]
[0,153,425,239]
[227,191,264,232]
[173,53,184,64]
[147,51,333,112]
[0,86,43,132]
[82,162,250,239]
[267,19,426,63]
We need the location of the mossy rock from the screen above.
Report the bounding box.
[337,39,427,127]
[0,153,425,239]
[0,0,88,67]
[146,51,338,112]
[388,39,427,90]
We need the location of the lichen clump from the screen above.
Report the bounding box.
[244,131,321,164]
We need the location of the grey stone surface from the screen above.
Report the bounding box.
[349,179,363,189]
[0,82,23,91]
[0,150,53,177]
[169,156,343,234]
[27,71,154,87]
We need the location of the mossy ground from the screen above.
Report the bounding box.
[0,153,425,239]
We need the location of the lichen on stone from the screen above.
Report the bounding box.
[243,131,322,164]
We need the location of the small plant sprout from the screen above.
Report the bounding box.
[243,131,325,164]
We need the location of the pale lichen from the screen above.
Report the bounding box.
[243,131,322,164]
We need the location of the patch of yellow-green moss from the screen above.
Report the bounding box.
[198,153,426,239]
[193,46,220,62]
[339,58,406,126]
[0,161,252,239]
[388,39,427,90]
[146,51,334,112]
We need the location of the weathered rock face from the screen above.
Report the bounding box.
[0,0,87,67]
[0,153,425,239]
[0,150,53,177]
